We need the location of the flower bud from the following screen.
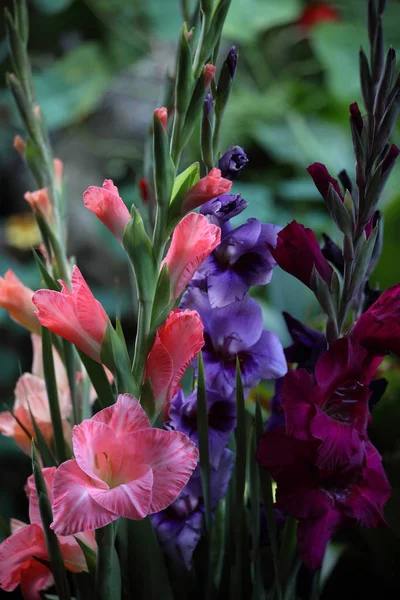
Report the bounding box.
[218,146,248,180]
[154,107,168,132]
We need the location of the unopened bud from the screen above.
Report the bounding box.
[204,64,216,88]
[154,107,168,132]
[13,135,26,157]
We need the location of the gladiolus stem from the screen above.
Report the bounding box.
[131,298,154,390]
[95,522,117,600]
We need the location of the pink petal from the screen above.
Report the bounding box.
[71,266,108,352]
[0,523,49,593]
[93,393,150,435]
[51,459,118,536]
[31,334,69,396]
[162,212,221,300]
[90,463,153,520]
[20,561,54,600]
[119,428,199,513]
[72,420,121,484]
[83,180,130,242]
[58,535,92,573]
[145,335,173,408]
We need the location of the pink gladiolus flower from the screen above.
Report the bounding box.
[51,394,199,535]
[32,265,108,362]
[204,64,216,87]
[0,468,95,599]
[162,213,221,300]
[154,107,168,131]
[182,168,232,213]
[145,309,204,410]
[0,335,71,455]
[24,188,53,223]
[83,179,131,243]
[0,270,40,334]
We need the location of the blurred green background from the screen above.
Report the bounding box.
[1,1,400,598]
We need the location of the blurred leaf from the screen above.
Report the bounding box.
[310,23,367,103]
[223,0,301,43]
[32,0,75,13]
[34,42,112,130]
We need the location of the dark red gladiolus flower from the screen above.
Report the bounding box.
[268,220,333,288]
[282,337,383,470]
[298,3,340,31]
[352,282,400,356]
[349,102,364,136]
[307,162,344,202]
[257,429,390,569]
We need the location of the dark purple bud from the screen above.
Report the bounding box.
[226,46,238,79]
[203,93,213,117]
[283,312,327,371]
[321,233,344,274]
[362,280,381,313]
[349,102,364,136]
[365,210,380,239]
[306,162,344,202]
[218,145,248,180]
[381,143,400,173]
[338,169,353,193]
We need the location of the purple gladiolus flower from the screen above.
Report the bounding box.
[166,388,236,467]
[283,312,327,372]
[193,218,281,308]
[218,146,249,180]
[182,289,287,397]
[265,378,285,432]
[151,449,234,569]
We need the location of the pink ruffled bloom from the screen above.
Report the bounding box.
[162,213,221,300]
[32,265,108,363]
[182,168,232,213]
[351,282,400,356]
[257,431,390,569]
[0,335,72,455]
[83,179,131,243]
[145,309,204,411]
[51,394,199,535]
[0,468,95,600]
[154,107,168,131]
[0,270,40,334]
[282,337,382,470]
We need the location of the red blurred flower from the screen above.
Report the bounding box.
[299,3,339,31]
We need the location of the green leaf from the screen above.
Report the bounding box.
[100,321,138,396]
[27,403,56,468]
[31,441,71,600]
[33,250,61,291]
[168,162,200,222]
[78,351,115,409]
[41,326,68,464]
[197,352,212,533]
[95,522,118,600]
[32,0,75,14]
[34,43,112,130]
[151,263,171,328]
[74,536,97,575]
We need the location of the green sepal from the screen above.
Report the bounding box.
[33,250,61,291]
[78,350,115,409]
[180,72,210,149]
[31,441,72,600]
[123,205,158,302]
[153,113,175,208]
[27,402,56,467]
[151,263,171,328]
[41,326,68,464]
[200,0,213,15]
[6,72,36,139]
[26,136,46,187]
[197,352,212,533]
[15,0,29,47]
[175,23,193,115]
[310,266,337,322]
[201,97,214,171]
[74,536,97,575]
[214,52,234,121]
[168,162,200,223]
[325,184,353,236]
[348,226,379,302]
[100,321,138,397]
[140,377,156,420]
[196,0,232,74]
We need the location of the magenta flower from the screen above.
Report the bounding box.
[51,394,199,535]
[307,162,344,201]
[351,282,400,357]
[83,179,131,243]
[282,337,383,470]
[269,221,333,288]
[257,430,390,569]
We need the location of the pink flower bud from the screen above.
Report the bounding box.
[24,188,53,223]
[182,168,232,212]
[154,107,168,132]
[13,135,26,157]
[53,158,64,190]
[0,270,40,334]
[204,64,216,87]
[83,179,131,243]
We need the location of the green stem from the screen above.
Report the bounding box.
[131,298,153,387]
[95,523,116,600]
[192,11,210,79]
[170,111,183,167]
